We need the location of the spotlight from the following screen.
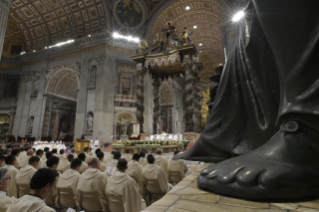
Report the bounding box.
[45,47,47,49]
[20,51,26,55]
[193,25,197,29]
[88,34,91,37]
[199,43,202,46]
[232,11,245,22]
[185,6,190,10]
[49,39,74,49]
[112,32,140,43]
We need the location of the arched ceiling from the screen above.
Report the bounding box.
[148,0,227,82]
[2,0,248,57]
[4,0,111,54]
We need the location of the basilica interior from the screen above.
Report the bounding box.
[0,0,247,142]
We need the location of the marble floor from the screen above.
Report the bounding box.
[142,163,319,212]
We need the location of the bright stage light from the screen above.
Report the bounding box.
[20,51,26,55]
[193,25,197,29]
[112,32,140,43]
[232,11,245,22]
[199,43,202,46]
[185,6,190,10]
[49,39,74,49]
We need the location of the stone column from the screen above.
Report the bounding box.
[182,57,195,132]
[0,0,12,62]
[136,63,145,133]
[8,110,15,135]
[153,77,161,134]
[193,76,202,132]
[54,112,60,141]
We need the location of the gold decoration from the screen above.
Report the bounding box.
[116,113,135,123]
[74,138,90,153]
[201,87,210,126]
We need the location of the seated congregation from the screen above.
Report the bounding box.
[0,147,188,212]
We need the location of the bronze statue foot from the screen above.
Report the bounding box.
[198,120,319,200]
[173,139,231,162]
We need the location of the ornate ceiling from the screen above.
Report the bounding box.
[2,0,247,58]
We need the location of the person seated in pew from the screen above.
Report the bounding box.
[167,151,188,183]
[57,151,71,174]
[52,149,58,158]
[16,156,40,196]
[6,168,59,212]
[103,151,115,166]
[11,149,20,170]
[139,151,148,167]
[83,147,91,163]
[76,157,108,211]
[142,154,171,194]
[97,152,107,172]
[45,156,60,206]
[0,167,15,212]
[43,147,49,160]
[127,153,144,195]
[95,148,101,156]
[154,149,168,174]
[106,152,121,176]
[56,158,82,208]
[106,159,145,212]
[121,149,132,163]
[77,153,88,174]
[0,155,5,169]
[19,149,34,169]
[35,150,46,170]
[70,148,78,159]
[4,155,18,198]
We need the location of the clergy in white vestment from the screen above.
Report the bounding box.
[77,153,88,173]
[168,151,188,182]
[56,158,82,208]
[0,155,4,169]
[52,149,59,158]
[83,147,91,163]
[0,167,14,212]
[155,149,168,174]
[142,154,170,193]
[19,149,34,169]
[106,159,145,212]
[139,151,148,167]
[97,152,107,172]
[16,156,40,196]
[11,149,21,170]
[45,156,60,206]
[103,152,114,165]
[35,150,47,170]
[106,152,121,176]
[6,168,59,212]
[127,153,144,195]
[121,149,132,163]
[70,147,78,158]
[57,150,70,173]
[4,155,18,198]
[76,157,108,211]
[42,147,50,160]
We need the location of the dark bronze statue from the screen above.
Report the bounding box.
[174,0,319,200]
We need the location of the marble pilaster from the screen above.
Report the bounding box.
[136,63,145,133]
[0,0,12,62]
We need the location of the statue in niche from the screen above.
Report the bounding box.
[120,118,131,136]
[32,76,40,96]
[180,26,192,45]
[87,113,93,132]
[88,66,96,87]
[27,117,34,135]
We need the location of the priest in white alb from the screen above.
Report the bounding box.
[106,158,145,212]
[121,149,132,163]
[154,149,168,174]
[4,155,18,198]
[127,153,144,195]
[76,157,108,211]
[6,168,59,212]
[0,167,14,212]
[19,149,34,169]
[106,152,121,176]
[77,153,88,174]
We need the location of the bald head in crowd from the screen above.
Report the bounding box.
[27,149,34,156]
[88,157,100,169]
